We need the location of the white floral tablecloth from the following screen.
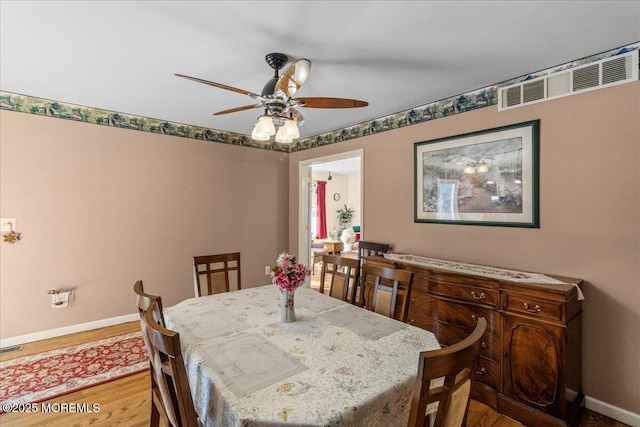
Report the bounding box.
[164,285,440,427]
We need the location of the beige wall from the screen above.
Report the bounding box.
[289,82,640,413]
[0,111,289,338]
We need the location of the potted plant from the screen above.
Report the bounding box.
[336,204,354,234]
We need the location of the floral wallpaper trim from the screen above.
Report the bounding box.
[290,43,639,152]
[1,43,637,153]
[0,92,288,152]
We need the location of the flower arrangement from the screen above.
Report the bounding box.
[271,253,308,292]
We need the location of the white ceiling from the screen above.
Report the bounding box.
[1,1,638,140]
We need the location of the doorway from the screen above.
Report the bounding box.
[298,149,363,277]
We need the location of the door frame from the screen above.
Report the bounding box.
[297,149,363,275]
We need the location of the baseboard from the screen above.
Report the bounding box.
[566,388,638,426]
[0,313,139,349]
[584,395,640,427]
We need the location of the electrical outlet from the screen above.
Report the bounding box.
[50,289,74,309]
[265,266,271,275]
[1,218,16,232]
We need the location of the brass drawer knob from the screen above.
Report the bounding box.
[523,303,542,313]
[481,342,487,349]
[475,367,487,375]
[471,314,478,322]
[471,291,486,300]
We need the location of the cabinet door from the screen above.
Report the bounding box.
[502,315,567,419]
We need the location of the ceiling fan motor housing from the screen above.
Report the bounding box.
[266,101,287,116]
[262,78,278,96]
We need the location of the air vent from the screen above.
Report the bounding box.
[523,80,545,103]
[505,86,521,107]
[499,50,638,110]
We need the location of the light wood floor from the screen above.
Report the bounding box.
[0,321,629,427]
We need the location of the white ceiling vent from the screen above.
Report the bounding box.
[498,50,638,111]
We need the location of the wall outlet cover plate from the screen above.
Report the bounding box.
[1,218,16,232]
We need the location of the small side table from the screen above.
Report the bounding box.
[322,240,343,255]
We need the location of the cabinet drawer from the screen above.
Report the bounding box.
[502,293,563,321]
[432,298,499,336]
[408,315,500,362]
[480,333,501,363]
[409,292,499,336]
[430,282,498,307]
[471,381,498,410]
[408,291,435,314]
[475,357,500,391]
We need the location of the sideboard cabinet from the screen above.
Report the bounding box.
[365,254,583,427]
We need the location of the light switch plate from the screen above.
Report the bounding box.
[1,218,16,232]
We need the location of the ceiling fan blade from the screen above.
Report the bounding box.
[175,73,261,99]
[297,97,369,108]
[274,59,311,97]
[213,103,263,116]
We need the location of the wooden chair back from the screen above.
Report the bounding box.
[133,280,168,427]
[144,300,200,427]
[134,280,165,326]
[362,263,413,321]
[353,241,390,305]
[407,318,487,427]
[311,242,329,274]
[318,254,359,302]
[193,252,241,296]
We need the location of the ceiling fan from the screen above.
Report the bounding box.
[175,53,368,143]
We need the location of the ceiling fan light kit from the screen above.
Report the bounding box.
[176,52,368,144]
[275,118,300,143]
[251,114,300,144]
[251,115,276,141]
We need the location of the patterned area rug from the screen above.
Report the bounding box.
[0,332,149,412]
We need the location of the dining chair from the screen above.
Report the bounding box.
[318,254,359,302]
[311,241,328,275]
[353,241,390,306]
[361,263,413,322]
[134,280,165,326]
[407,318,487,427]
[193,252,241,296]
[144,300,201,427]
[133,280,168,427]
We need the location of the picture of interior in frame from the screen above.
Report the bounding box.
[414,120,539,227]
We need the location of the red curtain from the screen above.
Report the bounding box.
[316,181,327,239]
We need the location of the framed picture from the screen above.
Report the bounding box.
[414,120,539,227]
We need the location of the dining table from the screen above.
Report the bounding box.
[163,284,440,427]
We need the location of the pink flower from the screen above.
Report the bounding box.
[271,253,307,291]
